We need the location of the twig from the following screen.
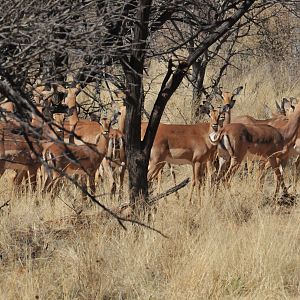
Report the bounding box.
[148,178,190,205]
[0,200,10,210]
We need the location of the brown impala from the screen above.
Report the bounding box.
[209,100,300,199]
[139,87,242,201]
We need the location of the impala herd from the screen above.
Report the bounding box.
[0,82,299,206]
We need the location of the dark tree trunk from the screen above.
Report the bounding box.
[191,58,207,122]
[123,0,152,209]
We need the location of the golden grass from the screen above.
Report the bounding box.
[0,166,300,299]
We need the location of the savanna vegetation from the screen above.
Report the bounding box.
[0,1,300,299]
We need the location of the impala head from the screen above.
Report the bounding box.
[213,86,243,111]
[107,128,125,164]
[100,111,120,135]
[275,98,296,116]
[0,100,15,114]
[199,101,225,132]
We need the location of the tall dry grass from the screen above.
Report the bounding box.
[0,166,300,299]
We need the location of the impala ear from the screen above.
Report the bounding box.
[108,111,120,128]
[290,97,299,106]
[198,105,209,115]
[199,101,213,115]
[229,99,236,109]
[99,117,109,130]
[275,100,283,113]
[232,86,243,97]
[200,101,215,115]
[281,98,293,113]
[221,104,230,113]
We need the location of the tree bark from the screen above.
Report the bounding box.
[191,58,207,122]
[123,0,152,209]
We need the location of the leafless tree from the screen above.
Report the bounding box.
[0,0,299,214]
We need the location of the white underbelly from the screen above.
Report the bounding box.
[166,148,192,165]
[166,157,191,165]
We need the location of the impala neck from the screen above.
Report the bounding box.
[31,106,56,139]
[31,106,44,128]
[118,105,126,134]
[224,110,231,125]
[279,104,300,143]
[64,90,79,125]
[96,131,109,155]
[223,93,231,125]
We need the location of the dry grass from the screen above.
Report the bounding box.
[0,166,300,299]
[1,59,300,299]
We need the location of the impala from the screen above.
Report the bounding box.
[59,84,105,144]
[209,100,300,198]
[42,118,117,200]
[0,85,69,189]
[59,84,126,197]
[0,104,57,190]
[100,128,126,198]
[138,87,243,200]
[140,104,224,201]
[220,98,300,175]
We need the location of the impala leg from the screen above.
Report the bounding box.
[28,169,38,192]
[13,170,26,186]
[43,174,53,194]
[268,157,288,200]
[89,173,96,197]
[195,162,202,203]
[258,160,268,189]
[43,170,59,196]
[148,161,166,194]
[14,170,37,192]
[188,161,202,203]
[102,158,116,197]
[216,156,229,181]
[168,163,179,200]
[224,156,241,184]
[97,164,105,184]
[148,161,166,181]
[295,155,300,169]
[80,175,88,201]
[206,160,214,186]
[118,165,126,201]
[156,168,163,195]
[108,168,116,197]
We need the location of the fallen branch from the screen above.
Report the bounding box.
[148,177,190,205]
[0,200,10,210]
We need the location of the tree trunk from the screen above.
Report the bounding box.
[191,58,207,122]
[122,0,152,208]
[125,85,149,206]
